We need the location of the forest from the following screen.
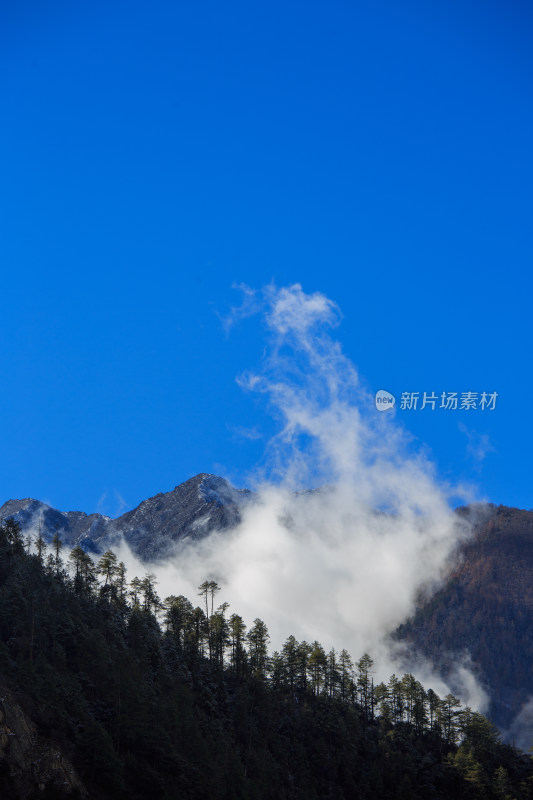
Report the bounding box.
[0,517,532,800]
[395,505,533,734]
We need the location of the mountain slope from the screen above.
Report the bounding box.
[0,474,253,560]
[395,504,533,744]
[4,479,533,744]
[1,519,532,800]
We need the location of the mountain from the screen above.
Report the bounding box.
[1,519,532,800]
[395,503,533,745]
[4,477,533,745]
[0,474,253,561]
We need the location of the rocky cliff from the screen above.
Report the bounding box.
[0,683,86,798]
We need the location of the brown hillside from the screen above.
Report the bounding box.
[395,504,533,741]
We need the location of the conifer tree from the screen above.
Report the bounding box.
[357,653,375,720]
[296,640,312,691]
[198,580,210,618]
[69,545,95,594]
[247,618,270,678]
[4,518,24,553]
[97,550,119,585]
[35,521,47,563]
[326,648,339,698]
[281,635,299,690]
[116,561,128,604]
[164,595,194,652]
[375,682,392,724]
[129,576,142,608]
[427,688,441,733]
[441,693,463,743]
[228,613,247,676]
[208,580,221,616]
[209,607,229,667]
[338,649,354,701]
[140,573,161,613]
[308,642,327,696]
[51,529,63,576]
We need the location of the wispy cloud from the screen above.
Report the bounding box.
[113,489,128,516]
[122,283,484,708]
[459,422,496,464]
[219,283,263,334]
[504,696,533,749]
[96,489,129,518]
[229,424,263,441]
[96,491,108,514]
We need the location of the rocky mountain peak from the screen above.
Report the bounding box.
[0,473,253,561]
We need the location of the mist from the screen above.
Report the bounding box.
[115,284,485,708]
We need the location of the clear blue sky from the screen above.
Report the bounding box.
[1,0,532,515]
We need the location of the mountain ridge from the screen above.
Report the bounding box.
[3,477,533,741]
[0,473,253,560]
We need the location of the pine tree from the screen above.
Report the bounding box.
[129,576,142,608]
[281,635,299,691]
[209,607,229,668]
[97,550,119,586]
[140,573,161,613]
[69,545,96,594]
[296,641,312,692]
[228,613,247,676]
[116,561,128,604]
[164,594,194,652]
[427,688,441,733]
[269,651,285,690]
[325,648,339,698]
[247,618,270,679]
[356,653,374,720]
[4,519,24,554]
[190,606,208,657]
[208,581,221,616]
[51,529,63,577]
[441,693,462,743]
[375,682,392,724]
[307,642,327,697]
[388,674,404,723]
[35,520,47,563]
[338,649,354,702]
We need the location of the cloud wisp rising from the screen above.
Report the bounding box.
[119,283,484,705]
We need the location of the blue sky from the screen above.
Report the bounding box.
[1,0,532,515]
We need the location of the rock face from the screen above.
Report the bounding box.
[0,685,87,798]
[0,474,253,561]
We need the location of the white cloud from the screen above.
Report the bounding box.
[504,696,533,750]
[120,283,486,705]
[459,422,496,464]
[219,283,262,334]
[229,424,263,441]
[95,488,129,518]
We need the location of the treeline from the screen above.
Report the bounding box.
[18,522,487,742]
[0,518,532,799]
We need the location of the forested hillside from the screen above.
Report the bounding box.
[0,518,532,799]
[6,481,533,748]
[395,504,533,738]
